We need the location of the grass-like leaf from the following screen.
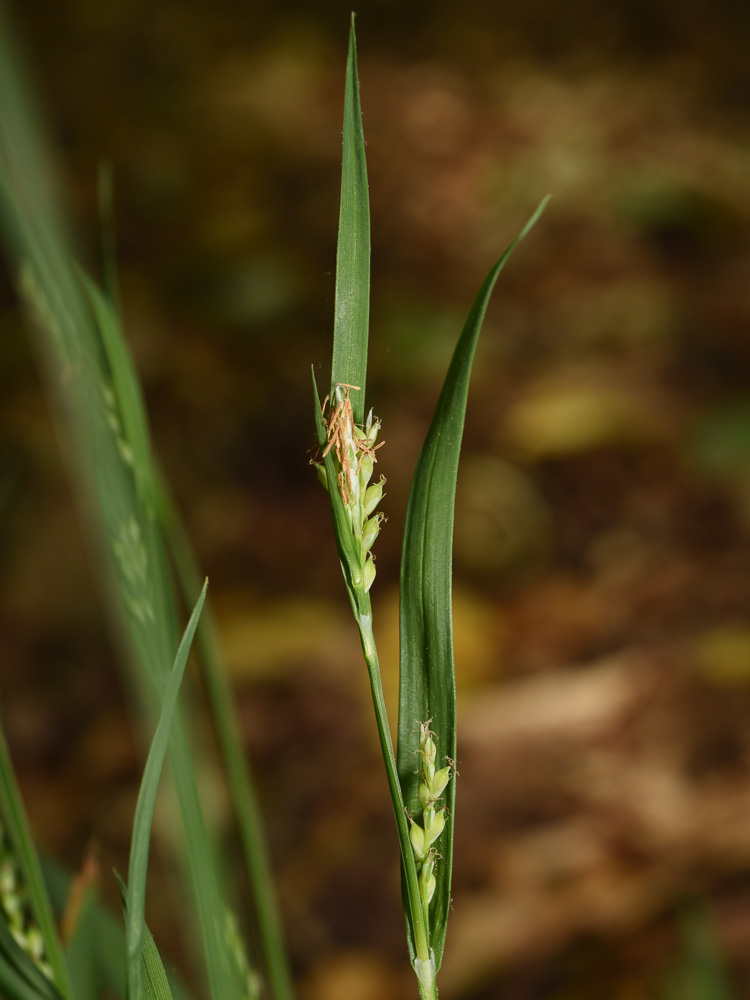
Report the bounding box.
[159,482,294,1000]
[397,197,549,971]
[119,880,176,1000]
[42,856,195,1000]
[0,14,257,1000]
[331,14,370,424]
[137,926,176,1000]
[124,580,207,1000]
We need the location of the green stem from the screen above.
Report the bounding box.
[354,602,431,969]
[415,954,439,1000]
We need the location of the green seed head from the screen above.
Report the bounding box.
[411,722,454,916]
[423,808,445,847]
[428,765,452,800]
[418,723,437,780]
[361,514,382,556]
[365,408,381,441]
[25,927,44,962]
[359,453,374,488]
[363,557,376,593]
[419,859,437,907]
[313,462,328,491]
[409,819,428,862]
[363,478,385,517]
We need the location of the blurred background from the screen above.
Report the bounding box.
[2,0,750,997]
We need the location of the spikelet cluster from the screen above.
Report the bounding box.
[0,822,52,979]
[315,383,385,593]
[408,722,452,910]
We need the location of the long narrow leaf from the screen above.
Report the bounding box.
[331,14,370,424]
[79,270,156,512]
[397,198,549,970]
[125,580,207,1000]
[0,15,249,1000]
[119,881,175,1000]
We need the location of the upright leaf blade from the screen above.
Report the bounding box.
[331,14,370,424]
[42,856,195,1000]
[317,24,433,978]
[125,581,207,1000]
[159,481,293,1000]
[397,198,548,970]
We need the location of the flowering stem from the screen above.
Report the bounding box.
[354,603,432,974]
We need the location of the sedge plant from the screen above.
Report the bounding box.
[312,17,547,1000]
[0,8,546,1000]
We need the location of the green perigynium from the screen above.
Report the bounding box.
[408,722,453,912]
[316,383,385,593]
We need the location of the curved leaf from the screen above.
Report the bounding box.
[125,580,207,1000]
[397,198,549,970]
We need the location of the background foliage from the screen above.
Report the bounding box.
[1,1,750,997]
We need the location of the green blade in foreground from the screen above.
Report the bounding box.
[331,14,370,424]
[41,856,195,1000]
[159,480,294,1000]
[125,581,207,1000]
[397,197,549,971]
[138,927,176,1000]
[119,879,176,1000]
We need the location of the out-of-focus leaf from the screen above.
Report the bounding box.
[125,581,207,1000]
[0,912,65,1000]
